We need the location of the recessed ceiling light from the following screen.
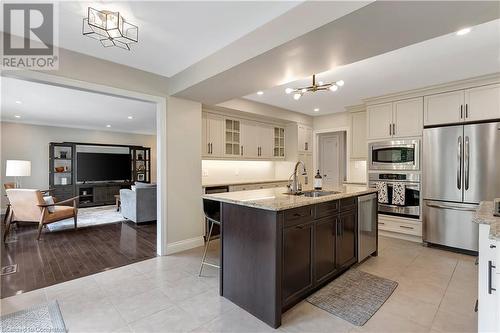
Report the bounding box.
[14,115,21,118]
[336,80,344,87]
[127,116,133,119]
[293,93,301,100]
[285,88,293,94]
[106,124,111,128]
[314,108,320,112]
[257,91,264,95]
[15,100,21,104]
[456,27,471,36]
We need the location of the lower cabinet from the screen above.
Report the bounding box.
[337,209,357,269]
[283,222,314,304]
[314,217,337,284]
[282,199,359,308]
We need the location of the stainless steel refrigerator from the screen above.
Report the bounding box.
[423,121,500,252]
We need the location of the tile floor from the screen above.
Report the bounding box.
[1,236,478,333]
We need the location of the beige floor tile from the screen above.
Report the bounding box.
[281,301,354,333]
[431,308,477,333]
[0,289,47,315]
[60,297,127,333]
[44,275,106,303]
[110,288,176,324]
[98,274,159,299]
[378,288,439,328]
[355,309,430,333]
[92,264,144,285]
[129,305,205,333]
[178,289,237,324]
[192,306,276,333]
[396,277,448,306]
[439,287,477,318]
[156,275,212,302]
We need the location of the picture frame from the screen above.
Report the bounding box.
[137,173,145,181]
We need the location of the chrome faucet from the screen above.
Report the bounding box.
[288,161,307,194]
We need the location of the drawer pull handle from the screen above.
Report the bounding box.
[488,261,496,294]
[378,222,385,225]
[295,225,305,230]
[490,244,497,249]
[399,225,414,230]
[293,213,301,217]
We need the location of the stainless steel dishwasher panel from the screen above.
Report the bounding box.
[358,193,378,262]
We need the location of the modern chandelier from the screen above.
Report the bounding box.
[285,75,344,100]
[82,7,138,51]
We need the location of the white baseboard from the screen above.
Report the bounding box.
[379,230,422,243]
[166,236,204,255]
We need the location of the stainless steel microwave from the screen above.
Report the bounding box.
[368,139,420,171]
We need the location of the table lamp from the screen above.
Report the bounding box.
[6,160,31,188]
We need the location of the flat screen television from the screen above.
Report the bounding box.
[77,152,131,182]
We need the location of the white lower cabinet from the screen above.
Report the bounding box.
[377,215,422,237]
[478,223,499,333]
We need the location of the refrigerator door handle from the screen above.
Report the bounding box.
[425,201,477,212]
[457,136,462,190]
[464,136,470,190]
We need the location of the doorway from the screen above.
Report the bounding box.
[318,132,346,188]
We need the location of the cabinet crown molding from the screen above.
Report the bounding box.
[364,73,500,106]
[345,104,366,113]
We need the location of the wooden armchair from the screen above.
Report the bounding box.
[4,189,78,241]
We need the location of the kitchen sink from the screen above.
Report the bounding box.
[283,190,339,197]
[302,190,339,197]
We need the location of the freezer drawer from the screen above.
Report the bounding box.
[423,200,478,252]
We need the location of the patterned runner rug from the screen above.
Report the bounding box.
[1,301,67,333]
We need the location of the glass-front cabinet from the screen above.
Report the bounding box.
[225,119,241,156]
[274,127,285,158]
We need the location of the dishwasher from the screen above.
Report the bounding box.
[357,193,378,262]
[203,186,229,240]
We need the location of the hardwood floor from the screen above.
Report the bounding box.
[1,220,156,298]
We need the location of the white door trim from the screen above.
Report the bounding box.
[1,70,168,256]
[313,126,351,182]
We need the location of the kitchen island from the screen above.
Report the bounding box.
[202,185,378,328]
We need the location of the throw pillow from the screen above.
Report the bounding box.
[43,196,56,213]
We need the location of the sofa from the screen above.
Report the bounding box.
[120,183,157,223]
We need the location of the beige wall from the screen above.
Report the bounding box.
[166,97,203,245]
[0,122,156,207]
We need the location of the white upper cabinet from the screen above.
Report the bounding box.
[367,99,423,140]
[424,83,500,126]
[298,125,313,152]
[203,112,286,160]
[258,124,274,158]
[202,113,224,157]
[465,83,500,122]
[424,90,463,126]
[350,111,367,159]
[367,103,393,140]
[393,98,423,137]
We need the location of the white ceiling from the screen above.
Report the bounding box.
[55,1,302,77]
[244,19,500,115]
[1,77,157,135]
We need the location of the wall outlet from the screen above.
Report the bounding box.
[202,169,208,177]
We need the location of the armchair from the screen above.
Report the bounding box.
[120,184,157,223]
[4,189,78,240]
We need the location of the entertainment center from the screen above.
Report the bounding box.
[49,142,151,207]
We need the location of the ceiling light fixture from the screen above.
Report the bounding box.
[313,108,320,112]
[15,100,22,104]
[257,91,264,95]
[456,27,471,36]
[127,116,133,119]
[82,7,138,50]
[14,115,21,118]
[106,124,111,128]
[286,74,344,100]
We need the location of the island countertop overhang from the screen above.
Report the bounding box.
[202,185,378,211]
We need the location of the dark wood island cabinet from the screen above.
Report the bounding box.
[203,186,378,328]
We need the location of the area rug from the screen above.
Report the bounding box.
[306,269,398,326]
[0,301,67,333]
[47,205,126,232]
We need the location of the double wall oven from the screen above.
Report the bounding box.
[368,139,421,219]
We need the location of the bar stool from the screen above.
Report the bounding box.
[199,199,221,276]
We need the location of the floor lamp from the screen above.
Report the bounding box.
[6,160,31,188]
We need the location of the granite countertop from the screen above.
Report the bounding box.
[473,201,500,241]
[202,185,378,211]
[202,179,288,188]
